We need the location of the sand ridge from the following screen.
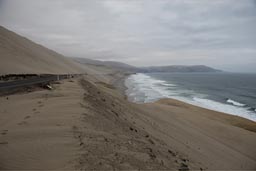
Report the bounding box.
[0,72,256,170]
[0,77,193,170]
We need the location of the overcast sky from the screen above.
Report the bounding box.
[0,0,256,72]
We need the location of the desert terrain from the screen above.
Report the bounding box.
[1,70,256,170]
[0,26,256,170]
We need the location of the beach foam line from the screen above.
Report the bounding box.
[226,98,246,107]
[192,97,256,121]
[125,73,256,122]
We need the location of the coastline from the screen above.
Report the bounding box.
[1,70,256,170]
[123,72,256,122]
[1,23,255,170]
[155,98,256,132]
[112,72,133,99]
[119,73,256,132]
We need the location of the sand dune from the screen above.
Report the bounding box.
[0,72,255,170]
[0,26,87,75]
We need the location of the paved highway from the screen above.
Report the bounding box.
[0,74,73,92]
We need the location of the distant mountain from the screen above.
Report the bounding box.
[73,58,221,73]
[142,65,221,73]
[73,57,140,72]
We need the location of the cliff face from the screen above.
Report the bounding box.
[0,26,86,75]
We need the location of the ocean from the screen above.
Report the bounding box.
[125,72,256,121]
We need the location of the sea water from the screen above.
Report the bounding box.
[125,72,256,121]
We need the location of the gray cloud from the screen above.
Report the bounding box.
[0,0,256,72]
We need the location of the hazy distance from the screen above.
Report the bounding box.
[0,0,255,72]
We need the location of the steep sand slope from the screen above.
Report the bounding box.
[0,26,86,75]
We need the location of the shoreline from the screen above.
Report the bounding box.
[1,72,256,170]
[123,73,256,123]
[154,98,256,133]
[112,72,132,99]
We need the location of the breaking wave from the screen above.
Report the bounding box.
[226,98,246,107]
[125,73,256,121]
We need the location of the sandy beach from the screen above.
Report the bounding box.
[1,70,255,170]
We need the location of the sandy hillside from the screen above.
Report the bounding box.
[0,26,255,170]
[0,69,255,170]
[0,26,87,75]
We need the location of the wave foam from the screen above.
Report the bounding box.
[125,73,256,122]
[192,97,256,121]
[226,98,246,107]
